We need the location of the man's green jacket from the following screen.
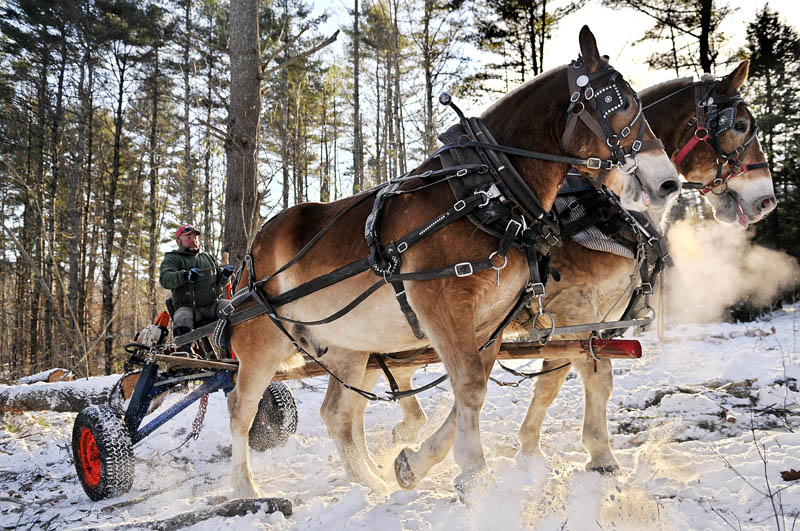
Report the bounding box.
[159,250,227,309]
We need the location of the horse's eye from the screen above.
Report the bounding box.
[734,121,748,133]
[622,98,630,111]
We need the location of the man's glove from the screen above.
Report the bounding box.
[221,265,234,279]
[184,268,201,283]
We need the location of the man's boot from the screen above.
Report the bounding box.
[173,326,194,356]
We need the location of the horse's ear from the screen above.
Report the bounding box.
[718,60,750,94]
[579,26,603,72]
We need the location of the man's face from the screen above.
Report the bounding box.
[177,231,198,251]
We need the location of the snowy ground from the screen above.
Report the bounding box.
[2,304,799,530]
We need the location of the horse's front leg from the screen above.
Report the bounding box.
[395,332,499,496]
[572,356,619,473]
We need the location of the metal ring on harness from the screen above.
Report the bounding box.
[535,310,556,345]
[633,305,656,323]
[488,251,508,271]
[617,155,639,175]
[588,331,600,361]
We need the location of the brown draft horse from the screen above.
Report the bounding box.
[347,60,775,484]
[226,26,679,498]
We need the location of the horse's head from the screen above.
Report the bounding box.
[481,26,680,213]
[569,26,681,213]
[649,61,775,227]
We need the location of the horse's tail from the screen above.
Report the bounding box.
[277,351,307,377]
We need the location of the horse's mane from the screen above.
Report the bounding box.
[481,64,569,120]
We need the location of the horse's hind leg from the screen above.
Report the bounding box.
[390,367,428,445]
[227,319,292,498]
[517,359,572,461]
[320,349,388,491]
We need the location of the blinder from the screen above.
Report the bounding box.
[562,57,656,184]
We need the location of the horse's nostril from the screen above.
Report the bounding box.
[659,179,680,197]
[757,195,777,214]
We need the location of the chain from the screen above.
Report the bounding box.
[190,393,209,440]
[168,393,209,453]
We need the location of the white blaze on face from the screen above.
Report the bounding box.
[612,148,680,213]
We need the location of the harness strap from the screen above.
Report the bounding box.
[264,190,378,283]
[265,258,496,328]
[392,281,425,339]
[434,140,614,172]
[373,354,401,394]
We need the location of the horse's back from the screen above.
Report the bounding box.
[249,192,375,291]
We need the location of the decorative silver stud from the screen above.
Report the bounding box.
[576,75,589,87]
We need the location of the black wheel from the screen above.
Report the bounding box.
[72,405,134,501]
[249,382,298,451]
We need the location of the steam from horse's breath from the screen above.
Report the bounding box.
[664,218,799,323]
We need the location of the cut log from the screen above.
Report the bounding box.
[16,368,73,384]
[273,339,642,380]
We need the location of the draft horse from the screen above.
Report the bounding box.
[225,26,679,498]
[350,60,775,484]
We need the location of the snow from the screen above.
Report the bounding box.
[1,304,799,530]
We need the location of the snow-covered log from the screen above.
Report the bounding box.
[0,375,122,413]
[113,498,292,530]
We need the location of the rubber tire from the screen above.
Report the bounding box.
[249,382,298,451]
[72,405,134,501]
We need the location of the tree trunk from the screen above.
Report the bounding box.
[699,0,713,73]
[539,0,548,74]
[102,52,128,375]
[422,0,433,154]
[0,378,116,413]
[203,21,214,253]
[68,48,90,363]
[352,0,363,193]
[321,83,330,202]
[527,2,538,76]
[148,48,160,321]
[223,0,261,265]
[183,0,194,224]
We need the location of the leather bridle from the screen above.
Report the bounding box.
[562,57,665,186]
[668,80,768,195]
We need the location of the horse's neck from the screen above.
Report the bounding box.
[480,68,569,210]
[643,78,696,155]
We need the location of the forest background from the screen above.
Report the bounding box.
[1,0,798,379]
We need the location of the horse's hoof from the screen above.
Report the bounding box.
[454,469,489,503]
[232,483,263,499]
[588,463,620,475]
[394,449,417,490]
[516,450,547,473]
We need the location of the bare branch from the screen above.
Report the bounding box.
[261,30,340,81]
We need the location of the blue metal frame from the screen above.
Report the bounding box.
[123,361,236,445]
